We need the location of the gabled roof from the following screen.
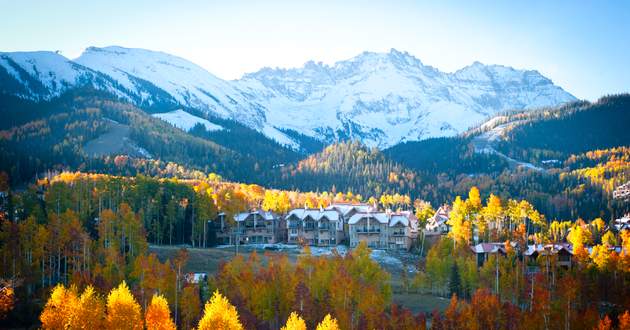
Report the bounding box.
[389,211,418,228]
[525,243,573,256]
[348,212,389,225]
[614,215,630,231]
[326,203,375,217]
[286,208,340,221]
[234,210,278,222]
[471,243,505,254]
[426,205,450,228]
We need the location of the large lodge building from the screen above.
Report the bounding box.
[212,202,419,250]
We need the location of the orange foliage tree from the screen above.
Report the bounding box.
[105,281,143,330]
[145,294,176,330]
[40,284,78,329]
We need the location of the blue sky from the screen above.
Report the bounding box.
[1,0,629,100]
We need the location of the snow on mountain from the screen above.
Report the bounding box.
[74,46,266,126]
[0,51,99,99]
[237,49,577,148]
[152,109,223,132]
[0,46,577,149]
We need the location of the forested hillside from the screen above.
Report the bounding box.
[495,94,630,165]
[0,90,629,221]
[384,136,509,175]
[0,89,311,186]
[274,141,424,197]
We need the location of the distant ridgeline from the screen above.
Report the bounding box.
[0,89,628,220]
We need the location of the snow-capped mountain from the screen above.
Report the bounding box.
[0,51,121,99]
[236,49,576,147]
[0,46,577,149]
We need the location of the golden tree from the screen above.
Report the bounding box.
[0,281,14,320]
[448,196,472,247]
[467,186,482,212]
[40,284,78,330]
[316,314,340,330]
[282,312,307,330]
[145,294,176,330]
[106,281,143,330]
[68,286,105,329]
[197,290,244,330]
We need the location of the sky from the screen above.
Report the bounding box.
[1,0,629,100]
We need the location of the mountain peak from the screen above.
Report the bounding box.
[0,46,577,149]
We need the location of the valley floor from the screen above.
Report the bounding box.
[148,244,448,315]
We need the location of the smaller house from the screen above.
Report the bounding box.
[525,244,573,269]
[471,242,511,267]
[425,205,451,235]
[185,272,208,284]
[614,214,630,231]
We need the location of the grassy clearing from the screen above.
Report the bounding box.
[148,245,298,274]
[392,293,450,314]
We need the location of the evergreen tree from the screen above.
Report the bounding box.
[449,263,461,298]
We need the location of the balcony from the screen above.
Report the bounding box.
[355,228,381,234]
[244,222,267,228]
[390,231,406,236]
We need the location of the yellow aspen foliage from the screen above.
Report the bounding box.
[448,196,472,247]
[68,286,105,329]
[316,314,340,330]
[467,186,482,212]
[0,283,13,320]
[106,281,143,330]
[282,312,307,330]
[602,230,617,247]
[40,284,78,330]
[590,245,612,271]
[197,290,244,330]
[567,223,592,251]
[145,294,176,330]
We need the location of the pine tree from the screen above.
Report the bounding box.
[449,263,461,298]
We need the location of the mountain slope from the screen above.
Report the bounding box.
[273,141,424,197]
[0,90,308,184]
[237,49,576,147]
[1,46,576,149]
[0,51,122,100]
[484,94,630,166]
[386,95,630,173]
